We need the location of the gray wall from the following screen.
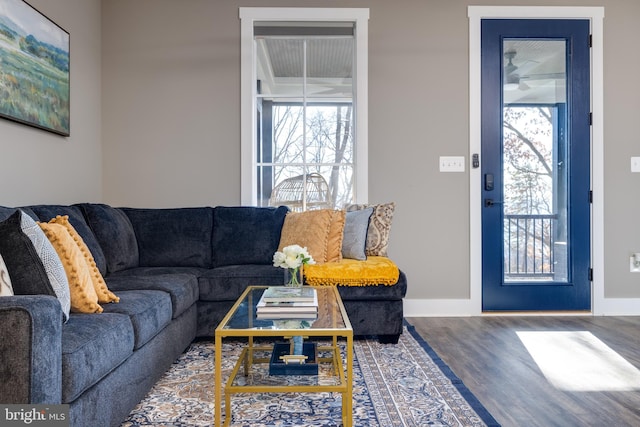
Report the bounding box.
[3,0,640,304]
[0,0,102,206]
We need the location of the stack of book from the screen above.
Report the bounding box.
[256,287,318,320]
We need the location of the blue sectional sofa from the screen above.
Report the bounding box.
[0,203,407,427]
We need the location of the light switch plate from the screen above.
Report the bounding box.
[439,156,465,172]
[631,157,640,173]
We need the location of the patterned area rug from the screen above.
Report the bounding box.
[122,323,499,426]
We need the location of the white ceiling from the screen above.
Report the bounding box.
[503,39,566,104]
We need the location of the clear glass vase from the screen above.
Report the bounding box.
[284,267,303,287]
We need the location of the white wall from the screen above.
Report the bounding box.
[101,0,640,306]
[101,0,240,207]
[0,0,102,206]
[0,0,630,309]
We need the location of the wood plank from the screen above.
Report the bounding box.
[408,316,640,427]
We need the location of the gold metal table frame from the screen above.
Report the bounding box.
[214,286,353,427]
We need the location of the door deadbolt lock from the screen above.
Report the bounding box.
[485,173,494,191]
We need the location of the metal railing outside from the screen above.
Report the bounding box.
[504,214,557,280]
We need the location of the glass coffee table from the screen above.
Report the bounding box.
[214,285,353,427]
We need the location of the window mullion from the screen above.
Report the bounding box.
[302,38,308,211]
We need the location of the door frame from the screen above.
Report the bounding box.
[468,6,605,315]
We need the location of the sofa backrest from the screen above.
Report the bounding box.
[0,206,35,222]
[211,206,288,267]
[121,207,214,268]
[77,203,140,274]
[1,203,290,273]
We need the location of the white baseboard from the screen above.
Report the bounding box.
[404,298,640,317]
[593,298,640,316]
[404,298,478,317]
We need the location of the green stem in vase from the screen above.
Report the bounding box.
[287,267,301,286]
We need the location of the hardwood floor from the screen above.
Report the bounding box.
[407,316,640,427]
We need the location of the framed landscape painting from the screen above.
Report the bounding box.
[0,0,69,136]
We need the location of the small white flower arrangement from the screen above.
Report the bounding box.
[273,244,315,286]
[273,244,315,269]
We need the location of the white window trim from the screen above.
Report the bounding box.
[239,7,369,206]
[466,6,605,316]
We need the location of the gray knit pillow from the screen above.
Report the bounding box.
[342,208,373,260]
[19,210,71,321]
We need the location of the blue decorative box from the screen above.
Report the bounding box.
[269,342,318,375]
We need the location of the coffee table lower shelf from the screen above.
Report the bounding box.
[219,341,352,427]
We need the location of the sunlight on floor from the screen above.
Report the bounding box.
[516,331,640,391]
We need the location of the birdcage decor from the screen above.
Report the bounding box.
[269,173,333,212]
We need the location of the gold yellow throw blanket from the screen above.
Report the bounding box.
[304,256,399,286]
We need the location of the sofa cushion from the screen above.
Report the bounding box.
[212,206,288,267]
[198,264,283,302]
[77,203,139,274]
[102,290,172,349]
[337,270,408,301]
[29,205,108,276]
[108,266,204,277]
[19,210,71,321]
[105,274,198,319]
[61,312,135,403]
[0,211,55,298]
[122,207,213,268]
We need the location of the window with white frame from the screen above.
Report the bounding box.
[240,8,369,210]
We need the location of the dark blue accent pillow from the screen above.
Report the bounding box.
[0,211,55,297]
[122,207,213,268]
[78,203,139,274]
[212,206,288,267]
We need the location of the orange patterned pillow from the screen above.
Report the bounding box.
[278,210,333,264]
[48,215,119,304]
[326,210,346,263]
[39,222,103,314]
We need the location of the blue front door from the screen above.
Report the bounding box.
[481,19,591,311]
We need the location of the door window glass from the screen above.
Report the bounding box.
[502,39,568,283]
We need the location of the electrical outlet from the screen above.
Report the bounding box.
[439,156,465,172]
[630,253,640,272]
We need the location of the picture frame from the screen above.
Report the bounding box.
[0,0,70,136]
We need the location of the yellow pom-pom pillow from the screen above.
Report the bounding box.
[304,256,400,287]
[48,215,119,304]
[38,222,103,314]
